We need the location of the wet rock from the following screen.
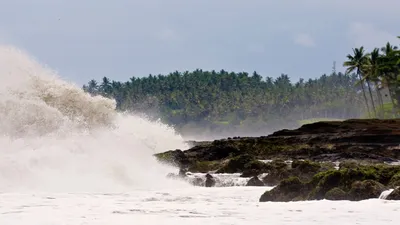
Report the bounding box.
[325,188,347,200]
[338,160,361,170]
[389,172,400,187]
[291,160,328,182]
[216,154,256,173]
[259,177,310,202]
[187,161,221,173]
[157,119,400,170]
[154,150,190,168]
[386,187,400,200]
[246,176,264,186]
[347,180,386,201]
[262,160,291,186]
[240,160,269,177]
[205,173,216,187]
[259,162,400,202]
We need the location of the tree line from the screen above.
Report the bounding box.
[82,36,399,134]
[83,70,367,133]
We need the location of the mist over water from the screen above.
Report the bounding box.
[0,45,189,192]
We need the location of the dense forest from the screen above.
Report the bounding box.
[83,37,399,137]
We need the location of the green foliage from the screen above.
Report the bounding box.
[83,71,365,132]
[343,39,400,118]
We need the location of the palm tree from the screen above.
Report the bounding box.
[366,48,385,117]
[343,47,372,117]
[380,42,400,116]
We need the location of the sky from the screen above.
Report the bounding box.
[0,0,399,85]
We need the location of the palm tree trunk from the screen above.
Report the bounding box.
[358,70,371,118]
[374,81,385,118]
[366,79,377,118]
[387,83,398,118]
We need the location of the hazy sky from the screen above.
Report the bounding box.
[0,0,399,85]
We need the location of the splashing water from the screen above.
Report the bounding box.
[0,45,189,192]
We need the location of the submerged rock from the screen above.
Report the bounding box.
[205,173,216,187]
[246,176,264,186]
[386,188,400,200]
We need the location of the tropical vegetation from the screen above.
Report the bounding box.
[83,37,399,134]
[343,36,400,119]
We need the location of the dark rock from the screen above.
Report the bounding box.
[154,150,190,167]
[339,160,361,170]
[187,161,221,173]
[325,188,347,200]
[389,172,400,187]
[262,160,291,186]
[347,180,386,201]
[205,173,216,187]
[158,119,400,169]
[259,163,400,202]
[291,160,324,182]
[246,176,264,186]
[259,177,310,202]
[185,143,241,162]
[216,154,256,173]
[240,160,269,177]
[386,188,400,200]
[308,167,380,200]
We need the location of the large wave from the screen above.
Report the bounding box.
[0,45,189,192]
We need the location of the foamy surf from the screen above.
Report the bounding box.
[0,45,189,192]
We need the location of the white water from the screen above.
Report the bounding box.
[0,45,399,224]
[0,45,189,192]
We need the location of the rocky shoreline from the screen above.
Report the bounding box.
[155,119,400,201]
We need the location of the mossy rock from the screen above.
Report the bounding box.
[216,154,256,173]
[154,150,190,167]
[291,160,321,172]
[389,172,400,187]
[374,165,400,185]
[325,187,347,200]
[320,162,336,171]
[259,177,310,202]
[338,160,361,170]
[386,188,400,200]
[241,160,269,177]
[308,168,379,200]
[347,180,386,201]
[262,160,291,186]
[187,161,221,173]
[291,160,323,182]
